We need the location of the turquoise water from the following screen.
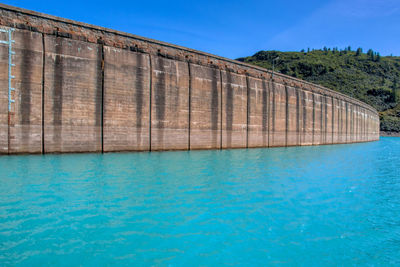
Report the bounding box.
[0,137,399,266]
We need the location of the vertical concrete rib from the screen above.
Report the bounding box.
[219,69,223,150]
[345,101,349,143]
[148,55,153,151]
[331,96,334,144]
[266,78,270,147]
[187,61,191,150]
[339,100,342,143]
[285,85,289,147]
[41,33,45,154]
[320,94,323,144]
[360,106,362,142]
[302,90,306,145]
[296,89,300,146]
[350,104,353,142]
[324,96,328,144]
[261,77,268,147]
[246,75,250,148]
[271,80,275,146]
[7,114,9,155]
[312,93,315,145]
[364,109,366,141]
[356,105,358,142]
[354,105,357,142]
[362,108,365,141]
[357,106,362,142]
[100,44,105,153]
[52,36,63,152]
[362,108,366,141]
[367,111,370,141]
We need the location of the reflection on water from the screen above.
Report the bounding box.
[0,137,399,265]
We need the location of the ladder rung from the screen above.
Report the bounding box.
[9,99,15,103]
[10,88,15,91]
[10,64,15,67]
[0,29,8,33]
[10,75,15,79]
[11,40,15,43]
[11,51,15,55]
[0,40,8,44]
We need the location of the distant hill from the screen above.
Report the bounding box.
[237,48,400,133]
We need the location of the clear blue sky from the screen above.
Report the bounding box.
[3,0,400,59]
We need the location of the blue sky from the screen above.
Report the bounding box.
[3,0,400,59]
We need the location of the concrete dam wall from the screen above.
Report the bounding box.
[0,4,380,154]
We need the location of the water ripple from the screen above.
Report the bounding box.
[0,138,399,265]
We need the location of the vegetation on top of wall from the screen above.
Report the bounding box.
[237,47,400,133]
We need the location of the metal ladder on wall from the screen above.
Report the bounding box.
[0,27,15,112]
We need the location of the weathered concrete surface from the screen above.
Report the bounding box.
[151,56,189,151]
[9,29,43,153]
[189,63,221,150]
[103,47,150,152]
[221,70,247,149]
[247,76,269,148]
[269,81,287,147]
[302,90,314,145]
[286,85,297,146]
[0,4,380,154]
[0,30,9,153]
[43,36,102,153]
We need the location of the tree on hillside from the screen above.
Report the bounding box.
[367,49,374,60]
[238,49,400,132]
[376,53,381,62]
[356,48,362,56]
[393,79,398,102]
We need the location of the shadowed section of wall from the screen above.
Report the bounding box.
[0,4,380,154]
[286,86,297,146]
[9,30,43,153]
[313,93,322,146]
[221,70,247,149]
[189,63,221,150]
[247,76,269,148]
[151,56,189,151]
[302,90,314,145]
[103,47,150,152]
[340,100,347,143]
[43,36,102,153]
[0,30,9,153]
[270,81,286,147]
[326,96,333,144]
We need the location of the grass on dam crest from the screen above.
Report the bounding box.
[0,137,399,265]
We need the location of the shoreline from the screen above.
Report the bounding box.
[381,131,400,137]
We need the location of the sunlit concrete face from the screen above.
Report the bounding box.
[43,36,102,153]
[103,47,150,152]
[189,63,221,150]
[0,4,380,154]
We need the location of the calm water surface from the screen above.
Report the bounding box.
[0,137,399,266]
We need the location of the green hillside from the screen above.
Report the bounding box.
[237,48,400,133]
